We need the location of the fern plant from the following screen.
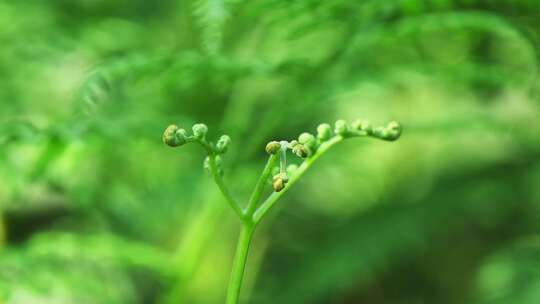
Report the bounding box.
[162,118,401,303]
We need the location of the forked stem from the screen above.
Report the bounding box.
[207,154,244,219]
[162,120,401,303]
[253,135,343,224]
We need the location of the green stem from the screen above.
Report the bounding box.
[226,223,255,304]
[252,136,343,224]
[208,154,244,219]
[245,154,278,217]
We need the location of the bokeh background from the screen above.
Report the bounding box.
[1,0,540,303]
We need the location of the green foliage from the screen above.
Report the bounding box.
[193,0,231,54]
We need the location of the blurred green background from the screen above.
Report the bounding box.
[1,0,540,303]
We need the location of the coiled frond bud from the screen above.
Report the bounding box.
[266,141,281,154]
[192,123,208,140]
[294,145,309,158]
[272,172,289,192]
[298,132,315,145]
[334,119,349,136]
[351,119,372,133]
[163,124,188,147]
[290,141,309,158]
[163,124,179,146]
[216,135,231,154]
[288,140,298,149]
[299,132,318,154]
[317,123,332,141]
[384,121,402,141]
[371,121,402,141]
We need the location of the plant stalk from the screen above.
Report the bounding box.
[245,154,278,216]
[226,223,255,304]
[207,154,244,219]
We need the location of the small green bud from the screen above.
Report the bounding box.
[385,121,402,141]
[163,124,178,146]
[298,132,315,145]
[192,123,208,140]
[216,135,231,153]
[288,140,299,149]
[360,120,372,133]
[292,144,309,158]
[163,124,188,147]
[266,141,281,154]
[351,119,372,134]
[272,173,289,192]
[387,121,400,130]
[272,178,285,192]
[317,123,332,141]
[370,121,402,141]
[334,119,348,136]
[177,128,188,139]
[289,140,300,152]
[298,132,317,153]
[372,126,389,139]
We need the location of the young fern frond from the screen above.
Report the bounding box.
[163,123,243,218]
[254,119,401,223]
[162,118,401,303]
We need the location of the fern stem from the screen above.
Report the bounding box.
[245,154,278,217]
[226,223,255,304]
[208,154,244,219]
